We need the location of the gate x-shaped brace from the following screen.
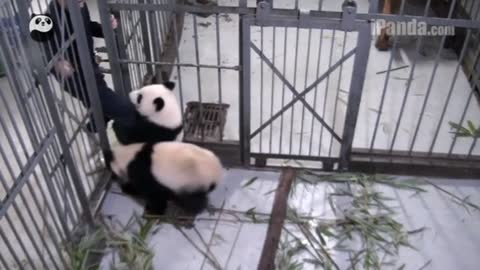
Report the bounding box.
[248,42,357,143]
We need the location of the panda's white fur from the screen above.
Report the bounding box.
[106,141,223,215]
[112,82,184,145]
[149,142,222,193]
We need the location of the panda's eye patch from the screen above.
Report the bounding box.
[136,94,143,104]
[36,18,42,24]
[45,18,51,24]
[153,97,164,112]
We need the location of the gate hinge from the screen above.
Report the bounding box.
[298,9,309,27]
[341,0,357,31]
[256,1,271,23]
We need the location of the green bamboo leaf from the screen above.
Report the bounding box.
[264,188,277,196]
[467,120,476,132]
[242,177,258,188]
[449,122,469,133]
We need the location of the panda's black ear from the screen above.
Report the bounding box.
[153,97,165,112]
[163,81,175,91]
[31,13,37,18]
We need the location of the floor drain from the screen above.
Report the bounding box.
[183,101,229,142]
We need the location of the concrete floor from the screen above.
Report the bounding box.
[100,169,480,270]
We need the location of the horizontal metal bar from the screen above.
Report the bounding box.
[109,3,256,15]
[351,152,480,179]
[311,10,480,29]
[250,153,340,163]
[353,148,480,161]
[108,3,480,29]
[118,59,240,71]
[249,43,356,142]
[0,128,56,218]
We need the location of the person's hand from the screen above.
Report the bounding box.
[54,58,74,78]
[110,14,118,30]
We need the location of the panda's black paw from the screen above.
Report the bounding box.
[111,120,132,144]
[144,199,167,217]
[85,116,111,133]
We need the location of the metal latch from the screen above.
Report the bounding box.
[256,1,271,23]
[341,0,357,31]
[298,9,309,27]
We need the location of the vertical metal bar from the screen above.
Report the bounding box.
[269,26,276,153]
[134,12,145,85]
[97,0,128,95]
[278,27,288,154]
[240,17,251,165]
[428,30,471,154]
[193,14,204,140]
[260,25,264,152]
[370,0,406,151]
[124,12,138,89]
[289,26,300,154]
[0,250,9,270]
[1,4,46,144]
[309,29,324,156]
[448,90,474,155]
[0,170,47,269]
[467,137,478,158]
[369,0,379,13]
[172,10,185,114]
[0,166,63,269]
[54,14,99,194]
[0,224,26,269]
[215,13,224,141]
[389,0,432,151]
[8,0,79,238]
[319,29,336,156]
[139,0,153,75]
[329,31,347,157]
[31,50,94,228]
[339,23,371,169]
[21,0,71,236]
[0,6,74,244]
[299,28,312,155]
[409,0,457,154]
[67,0,110,149]
[0,105,67,268]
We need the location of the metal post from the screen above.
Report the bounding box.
[97,0,130,95]
[66,0,110,150]
[339,23,371,170]
[239,16,252,165]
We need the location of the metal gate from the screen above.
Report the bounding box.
[0,0,109,268]
[241,2,371,170]
[99,0,480,176]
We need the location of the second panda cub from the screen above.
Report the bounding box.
[112,82,183,145]
[105,141,223,215]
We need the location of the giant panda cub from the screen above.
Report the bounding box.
[112,82,183,145]
[105,141,223,215]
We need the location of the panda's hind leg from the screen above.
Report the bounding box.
[119,182,140,197]
[144,196,168,216]
[175,191,209,215]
